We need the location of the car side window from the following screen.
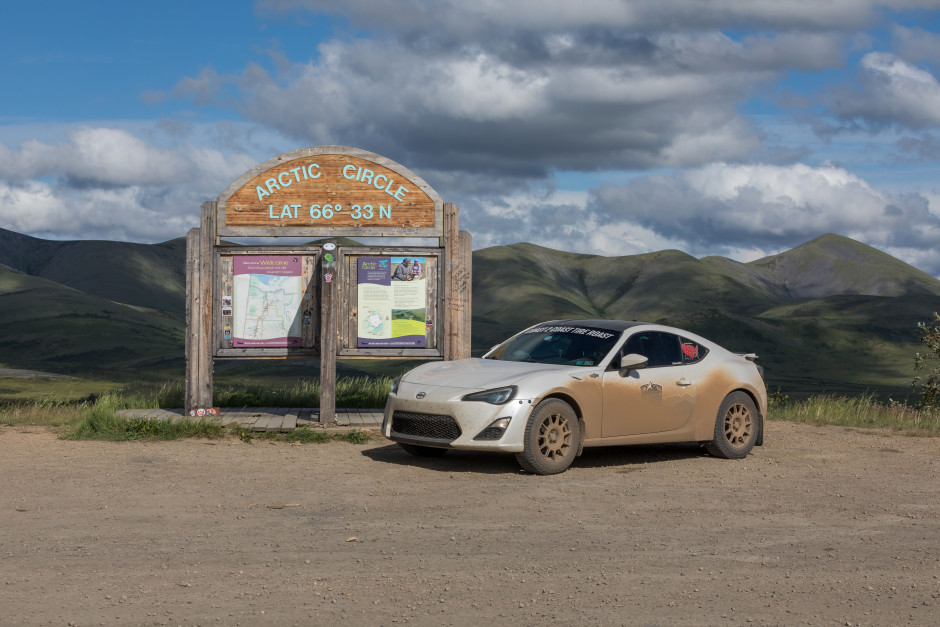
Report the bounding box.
[622,331,683,368]
[679,336,708,364]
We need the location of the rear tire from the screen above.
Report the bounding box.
[705,392,759,459]
[515,398,580,475]
[399,443,449,457]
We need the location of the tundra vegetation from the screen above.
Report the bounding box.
[1,373,937,442]
[914,311,940,410]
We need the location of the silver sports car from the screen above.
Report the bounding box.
[382,319,767,474]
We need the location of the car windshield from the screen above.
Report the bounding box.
[486,324,621,366]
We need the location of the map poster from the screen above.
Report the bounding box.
[232,256,303,347]
[357,256,427,348]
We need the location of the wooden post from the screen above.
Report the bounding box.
[184,228,200,413]
[457,229,472,359]
[443,203,459,360]
[195,202,215,410]
[319,241,338,423]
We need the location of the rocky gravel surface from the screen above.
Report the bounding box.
[2,420,939,626]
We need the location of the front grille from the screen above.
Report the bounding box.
[391,411,462,442]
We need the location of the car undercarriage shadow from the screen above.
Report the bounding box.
[362,441,714,474]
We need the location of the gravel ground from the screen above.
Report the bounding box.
[2,420,938,626]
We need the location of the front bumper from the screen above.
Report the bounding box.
[382,381,534,452]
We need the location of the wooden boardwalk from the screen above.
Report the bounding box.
[114,408,384,432]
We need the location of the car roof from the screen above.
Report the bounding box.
[539,319,649,332]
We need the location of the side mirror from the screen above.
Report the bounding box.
[618,353,648,377]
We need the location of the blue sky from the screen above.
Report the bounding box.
[2,0,940,275]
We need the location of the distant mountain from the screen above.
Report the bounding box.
[750,234,940,299]
[1,227,937,397]
[472,235,940,398]
[0,265,183,375]
[0,229,186,315]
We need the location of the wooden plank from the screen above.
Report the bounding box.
[265,415,284,432]
[302,253,319,349]
[427,254,439,351]
[456,228,472,360]
[443,203,459,361]
[282,413,298,432]
[250,415,271,431]
[339,251,353,350]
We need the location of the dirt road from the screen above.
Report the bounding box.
[2,421,938,626]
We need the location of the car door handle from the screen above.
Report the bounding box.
[676,378,693,386]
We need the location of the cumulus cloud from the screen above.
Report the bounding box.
[826,52,940,129]
[462,162,940,275]
[0,125,262,242]
[260,0,888,33]
[174,33,779,181]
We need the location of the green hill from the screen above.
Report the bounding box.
[0,265,184,377]
[0,229,187,315]
[471,236,940,399]
[1,227,937,399]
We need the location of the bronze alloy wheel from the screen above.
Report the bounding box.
[722,401,753,449]
[516,398,581,475]
[706,391,759,459]
[537,410,572,461]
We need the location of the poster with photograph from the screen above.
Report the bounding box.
[357,256,427,348]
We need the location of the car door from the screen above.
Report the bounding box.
[601,331,701,437]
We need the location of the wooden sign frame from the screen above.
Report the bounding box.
[185,146,471,422]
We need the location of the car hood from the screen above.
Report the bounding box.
[402,358,569,391]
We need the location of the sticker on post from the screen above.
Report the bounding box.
[324,273,333,282]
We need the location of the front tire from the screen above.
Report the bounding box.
[706,392,759,459]
[399,443,449,457]
[515,398,580,475]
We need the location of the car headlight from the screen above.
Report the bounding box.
[461,386,517,405]
[390,376,402,395]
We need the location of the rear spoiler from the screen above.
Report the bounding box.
[736,353,759,362]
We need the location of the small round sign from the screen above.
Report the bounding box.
[324,273,333,282]
[323,243,336,251]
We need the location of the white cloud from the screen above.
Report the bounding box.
[260,0,899,32]
[460,162,940,276]
[827,52,940,128]
[0,124,266,242]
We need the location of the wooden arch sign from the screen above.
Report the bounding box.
[217,146,443,238]
[186,145,470,423]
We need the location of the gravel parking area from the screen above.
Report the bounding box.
[2,421,938,625]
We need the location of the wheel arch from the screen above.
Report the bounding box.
[538,391,583,420]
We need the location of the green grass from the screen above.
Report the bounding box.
[769,392,940,435]
[239,427,374,444]
[96,376,393,410]
[1,376,391,442]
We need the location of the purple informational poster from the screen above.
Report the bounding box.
[357,256,427,348]
[232,256,303,347]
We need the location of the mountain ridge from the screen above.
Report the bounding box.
[1,226,937,397]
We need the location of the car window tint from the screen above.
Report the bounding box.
[623,331,683,367]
